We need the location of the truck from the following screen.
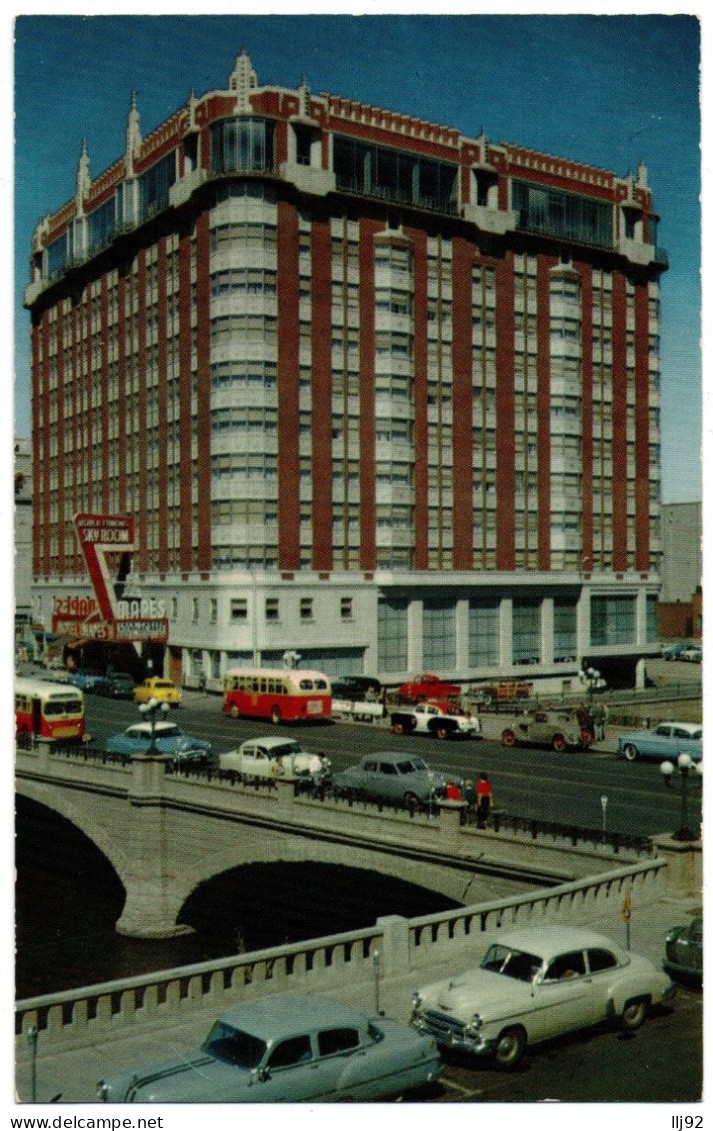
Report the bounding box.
[390,700,481,740]
[396,673,461,705]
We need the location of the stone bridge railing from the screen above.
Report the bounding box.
[16,858,666,1048]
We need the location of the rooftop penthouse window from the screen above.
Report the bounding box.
[333,134,458,214]
[512,180,613,249]
[211,117,276,175]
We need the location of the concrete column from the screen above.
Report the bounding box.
[499,596,513,668]
[455,596,470,672]
[541,597,555,665]
[650,836,703,899]
[577,584,590,659]
[408,598,423,673]
[375,915,410,978]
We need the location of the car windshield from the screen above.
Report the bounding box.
[480,943,543,982]
[270,742,305,757]
[396,758,427,774]
[202,1021,267,1068]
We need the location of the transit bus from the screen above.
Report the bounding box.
[223,668,331,725]
[15,677,86,743]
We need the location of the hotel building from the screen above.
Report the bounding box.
[25,50,665,690]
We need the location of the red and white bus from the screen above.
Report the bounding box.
[223,668,331,725]
[15,677,86,743]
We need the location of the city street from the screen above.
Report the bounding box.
[81,685,701,840]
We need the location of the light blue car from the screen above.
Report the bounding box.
[616,722,702,763]
[105,721,212,766]
[98,994,441,1102]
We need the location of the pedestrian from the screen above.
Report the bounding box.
[445,779,462,801]
[600,701,609,740]
[462,779,476,825]
[198,671,207,695]
[475,773,493,828]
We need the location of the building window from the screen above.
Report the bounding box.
[591,595,636,646]
[553,598,578,662]
[231,598,248,622]
[266,598,279,621]
[469,599,499,666]
[423,596,456,670]
[192,598,199,624]
[209,598,218,625]
[300,598,314,621]
[340,597,353,621]
[378,596,408,672]
[170,597,178,620]
[512,180,613,249]
[512,598,541,665]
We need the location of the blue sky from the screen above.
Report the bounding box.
[12,11,702,504]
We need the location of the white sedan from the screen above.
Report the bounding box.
[219,736,330,786]
[411,925,675,1068]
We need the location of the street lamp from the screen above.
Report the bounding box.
[660,753,703,842]
[138,697,170,754]
[578,665,601,703]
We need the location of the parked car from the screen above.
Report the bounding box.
[662,642,689,661]
[467,680,533,707]
[664,915,703,984]
[390,700,481,740]
[66,669,104,692]
[330,675,382,702]
[616,721,702,763]
[105,721,212,765]
[133,676,182,706]
[219,736,331,787]
[411,925,675,1069]
[331,751,447,807]
[397,673,461,705]
[94,672,135,698]
[679,644,702,663]
[501,710,592,753]
[97,994,441,1103]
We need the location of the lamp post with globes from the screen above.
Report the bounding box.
[138,697,170,754]
[578,665,601,704]
[660,753,702,842]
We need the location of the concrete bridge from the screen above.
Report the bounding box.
[15,742,664,939]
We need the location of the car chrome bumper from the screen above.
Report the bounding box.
[411,1011,490,1056]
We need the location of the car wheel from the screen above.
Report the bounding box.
[552,734,567,753]
[393,721,406,735]
[403,791,419,809]
[493,1026,527,1069]
[622,743,639,762]
[229,704,240,720]
[435,725,450,740]
[271,706,281,725]
[501,729,516,747]
[619,996,649,1032]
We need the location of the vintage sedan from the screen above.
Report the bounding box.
[411,925,675,1069]
[616,721,702,763]
[133,677,182,706]
[94,672,135,699]
[501,711,592,753]
[219,736,331,787]
[331,751,447,807]
[98,994,441,1103]
[105,721,212,765]
[664,915,703,984]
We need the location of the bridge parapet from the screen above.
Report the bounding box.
[16,858,667,1051]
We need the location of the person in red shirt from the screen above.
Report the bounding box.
[445,780,462,801]
[475,773,493,828]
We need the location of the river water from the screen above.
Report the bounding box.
[15,796,460,999]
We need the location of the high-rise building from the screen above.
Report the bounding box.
[25,50,665,689]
